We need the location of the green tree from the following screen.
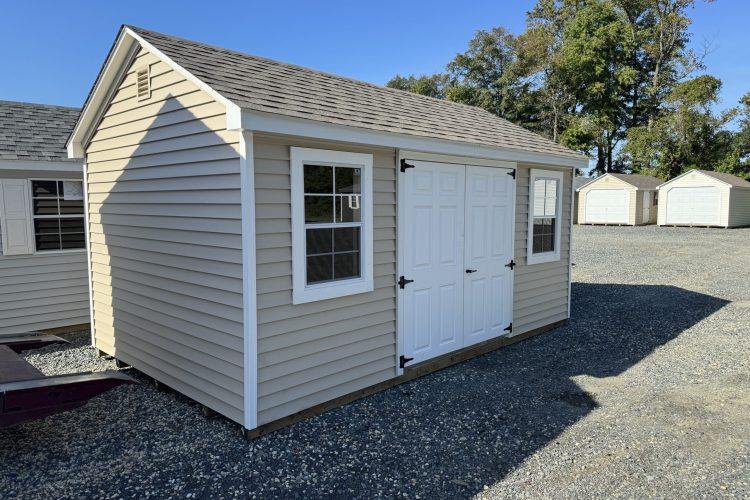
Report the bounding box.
[622,75,736,178]
[386,74,448,99]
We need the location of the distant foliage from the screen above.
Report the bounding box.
[386,0,750,180]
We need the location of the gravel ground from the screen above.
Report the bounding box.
[1,225,748,499]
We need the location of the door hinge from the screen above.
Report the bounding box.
[505,259,516,270]
[504,322,513,333]
[400,159,416,173]
[400,355,414,369]
[398,276,414,289]
[507,169,516,179]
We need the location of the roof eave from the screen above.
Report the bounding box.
[240,109,589,168]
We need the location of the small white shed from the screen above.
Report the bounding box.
[66,26,588,436]
[576,173,662,225]
[657,169,750,228]
[0,101,89,335]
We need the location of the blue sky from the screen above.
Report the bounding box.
[1,0,747,112]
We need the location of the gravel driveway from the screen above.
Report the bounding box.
[1,225,748,499]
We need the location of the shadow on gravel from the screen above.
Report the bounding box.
[0,283,728,498]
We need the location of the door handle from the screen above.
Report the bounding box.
[465,269,477,274]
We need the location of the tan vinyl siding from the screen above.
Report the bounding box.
[577,176,638,225]
[513,165,571,335]
[0,169,88,335]
[253,135,397,425]
[85,47,244,423]
[657,172,730,227]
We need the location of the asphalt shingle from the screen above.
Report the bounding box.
[127,26,585,162]
[0,101,80,162]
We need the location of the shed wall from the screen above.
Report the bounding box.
[657,172,730,227]
[84,47,245,423]
[513,165,572,335]
[728,188,750,227]
[577,176,637,225]
[253,135,397,425]
[0,168,89,334]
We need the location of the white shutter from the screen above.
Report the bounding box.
[0,179,34,255]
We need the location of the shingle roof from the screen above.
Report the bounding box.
[0,100,80,162]
[609,173,662,190]
[697,170,750,188]
[574,176,592,190]
[128,26,584,162]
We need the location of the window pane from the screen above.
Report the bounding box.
[61,233,86,249]
[532,217,556,254]
[34,219,60,234]
[544,180,558,217]
[304,165,333,193]
[60,217,85,233]
[333,251,360,280]
[62,181,84,200]
[35,233,61,251]
[333,227,360,252]
[304,196,333,223]
[306,228,333,255]
[59,199,84,214]
[32,180,58,197]
[533,179,546,217]
[335,195,361,222]
[307,254,333,284]
[335,167,361,194]
[33,199,59,215]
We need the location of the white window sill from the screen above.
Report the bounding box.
[527,252,561,265]
[293,278,374,305]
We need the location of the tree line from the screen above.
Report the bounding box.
[387,0,750,180]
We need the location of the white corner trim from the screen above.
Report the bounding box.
[244,110,589,169]
[568,170,574,318]
[527,169,564,265]
[125,28,243,131]
[290,147,375,305]
[239,130,258,430]
[82,163,96,346]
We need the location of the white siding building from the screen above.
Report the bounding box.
[657,169,750,228]
[0,101,88,335]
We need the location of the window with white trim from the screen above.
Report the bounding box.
[30,180,85,251]
[290,147,374,304]
[527,169,563,264]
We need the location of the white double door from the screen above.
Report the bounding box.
[401,161,515,366]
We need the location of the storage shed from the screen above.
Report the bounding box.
[576,173,661,225]
[0,101,89,335]
[67,26,588,435]
[657,169,750,228]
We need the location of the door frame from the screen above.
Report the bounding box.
[395,150,517,375]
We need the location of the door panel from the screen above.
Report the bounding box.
[463,166,514,345]
[585,189,629,223]
[666,187,720,225]
[402,161,465,364]
[642,191,651,222]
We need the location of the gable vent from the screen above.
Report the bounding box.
[136,66,151,101]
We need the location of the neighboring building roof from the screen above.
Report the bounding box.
[608,173,663,190]
[124,26,584,162]
[696,170,750,188]
[0,100,80,162]
[573,176,592,191]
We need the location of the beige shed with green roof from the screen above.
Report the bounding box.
[68,25,588,435]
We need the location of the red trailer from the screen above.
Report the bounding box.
[0,334,133,428]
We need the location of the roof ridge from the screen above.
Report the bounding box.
[0,99,80,111]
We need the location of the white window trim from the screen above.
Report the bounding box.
[527,169,564,265]
[28,178,87,255]
[290,147,374,304]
